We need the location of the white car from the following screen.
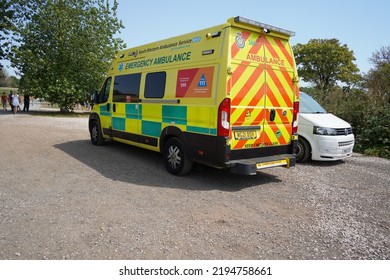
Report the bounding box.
[296,92,355,163]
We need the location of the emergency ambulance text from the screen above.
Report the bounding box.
[125,52,191,69]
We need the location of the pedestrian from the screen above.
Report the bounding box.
[23,94,30,112]
[1,92,8,111]
[11,92,20,114]
[8,91,13,112]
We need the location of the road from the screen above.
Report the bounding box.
[0,112,389,259]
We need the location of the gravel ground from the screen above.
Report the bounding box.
[0,110,389,260]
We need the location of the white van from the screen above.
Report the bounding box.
[296,92,355,162]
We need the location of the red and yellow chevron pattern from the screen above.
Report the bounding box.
[228,28,297,150]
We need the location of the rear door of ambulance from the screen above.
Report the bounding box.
[228,21,296,159]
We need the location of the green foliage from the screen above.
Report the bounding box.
[304,86,390,159]
[296,42,389,160]
[293,39,360,93]
[364,46,390,107]
[9,0,125,111]
[0,0,14,64]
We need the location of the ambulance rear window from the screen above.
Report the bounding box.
[144,72,166,98]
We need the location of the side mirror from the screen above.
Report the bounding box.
[90,90,98,104]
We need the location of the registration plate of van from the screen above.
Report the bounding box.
[342,148,352,154]
[234,130,257,140]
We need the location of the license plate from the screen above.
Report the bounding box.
[234,130,257,140]
[256,159,289,169]
[342,148,352,154]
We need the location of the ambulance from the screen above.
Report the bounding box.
[89,16,300,175]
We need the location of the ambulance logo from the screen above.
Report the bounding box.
[198,74,207,87]
[118,63,124,72]
[235,32,245,49]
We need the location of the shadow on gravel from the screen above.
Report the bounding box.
[54,140,282,192]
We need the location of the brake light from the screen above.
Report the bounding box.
[217,98,231,137]
[292,101,299,134]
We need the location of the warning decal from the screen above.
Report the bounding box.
[176,66,214,98]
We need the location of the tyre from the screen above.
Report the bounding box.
[90,120,105,146]
[163,137,193,176]
[296,137,311,163]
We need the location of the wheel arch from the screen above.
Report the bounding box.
[159,126,186,153]
[298,133,313,152]
[89,113,101,133]
[296,134,312,162]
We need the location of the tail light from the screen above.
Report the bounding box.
[217,98,231,137]
[292,101,299,134]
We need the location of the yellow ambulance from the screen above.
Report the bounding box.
[89,16,300,175]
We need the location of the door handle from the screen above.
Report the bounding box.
[270,109,276,121]
[113,103,116,112]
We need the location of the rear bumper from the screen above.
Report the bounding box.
[229,154,296,175]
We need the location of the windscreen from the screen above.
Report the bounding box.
[299,92,326,113]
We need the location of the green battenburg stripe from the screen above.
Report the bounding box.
[112,117,125,130]
[142,120,161,137]
[162,105,187,125]
[126,104,142,119]
[99,105,111,116]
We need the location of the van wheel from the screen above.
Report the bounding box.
[163,137,193,176]
[90,120,105,146]
[296,137,311,163]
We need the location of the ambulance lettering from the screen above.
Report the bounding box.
[246,53,285,66]
[153,52,191,65]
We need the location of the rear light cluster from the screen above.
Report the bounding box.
[292,101,299,134]
[217,98,230,137]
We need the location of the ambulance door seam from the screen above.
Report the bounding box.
[220,28,228,59]
[214,64,221,108]
[261,36,267,146]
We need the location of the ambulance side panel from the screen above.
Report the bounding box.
[91,24,229,168]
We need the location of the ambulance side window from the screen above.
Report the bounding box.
[97,77,111,104]
[144,72,166,98]
[113,73,141,103]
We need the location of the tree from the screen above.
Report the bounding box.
[10,0,125,111]
[364,46,390,106]
[293,39,360,96]
[0,0,14,66]
[0,67,7,86]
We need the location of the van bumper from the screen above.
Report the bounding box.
[229,154,296,175]
[311,134,355,161]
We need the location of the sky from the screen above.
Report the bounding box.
[113,0,389,74]
[2,0,389,77]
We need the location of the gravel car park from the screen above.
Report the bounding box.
[0,112,389,259]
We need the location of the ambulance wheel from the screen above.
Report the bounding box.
[296,137,311,163]
[90,120,105,146]
[163,137,193,176]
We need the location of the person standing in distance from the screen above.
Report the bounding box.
[23,94,30,112]
[1,92,8,111]
[11,91,20,114]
